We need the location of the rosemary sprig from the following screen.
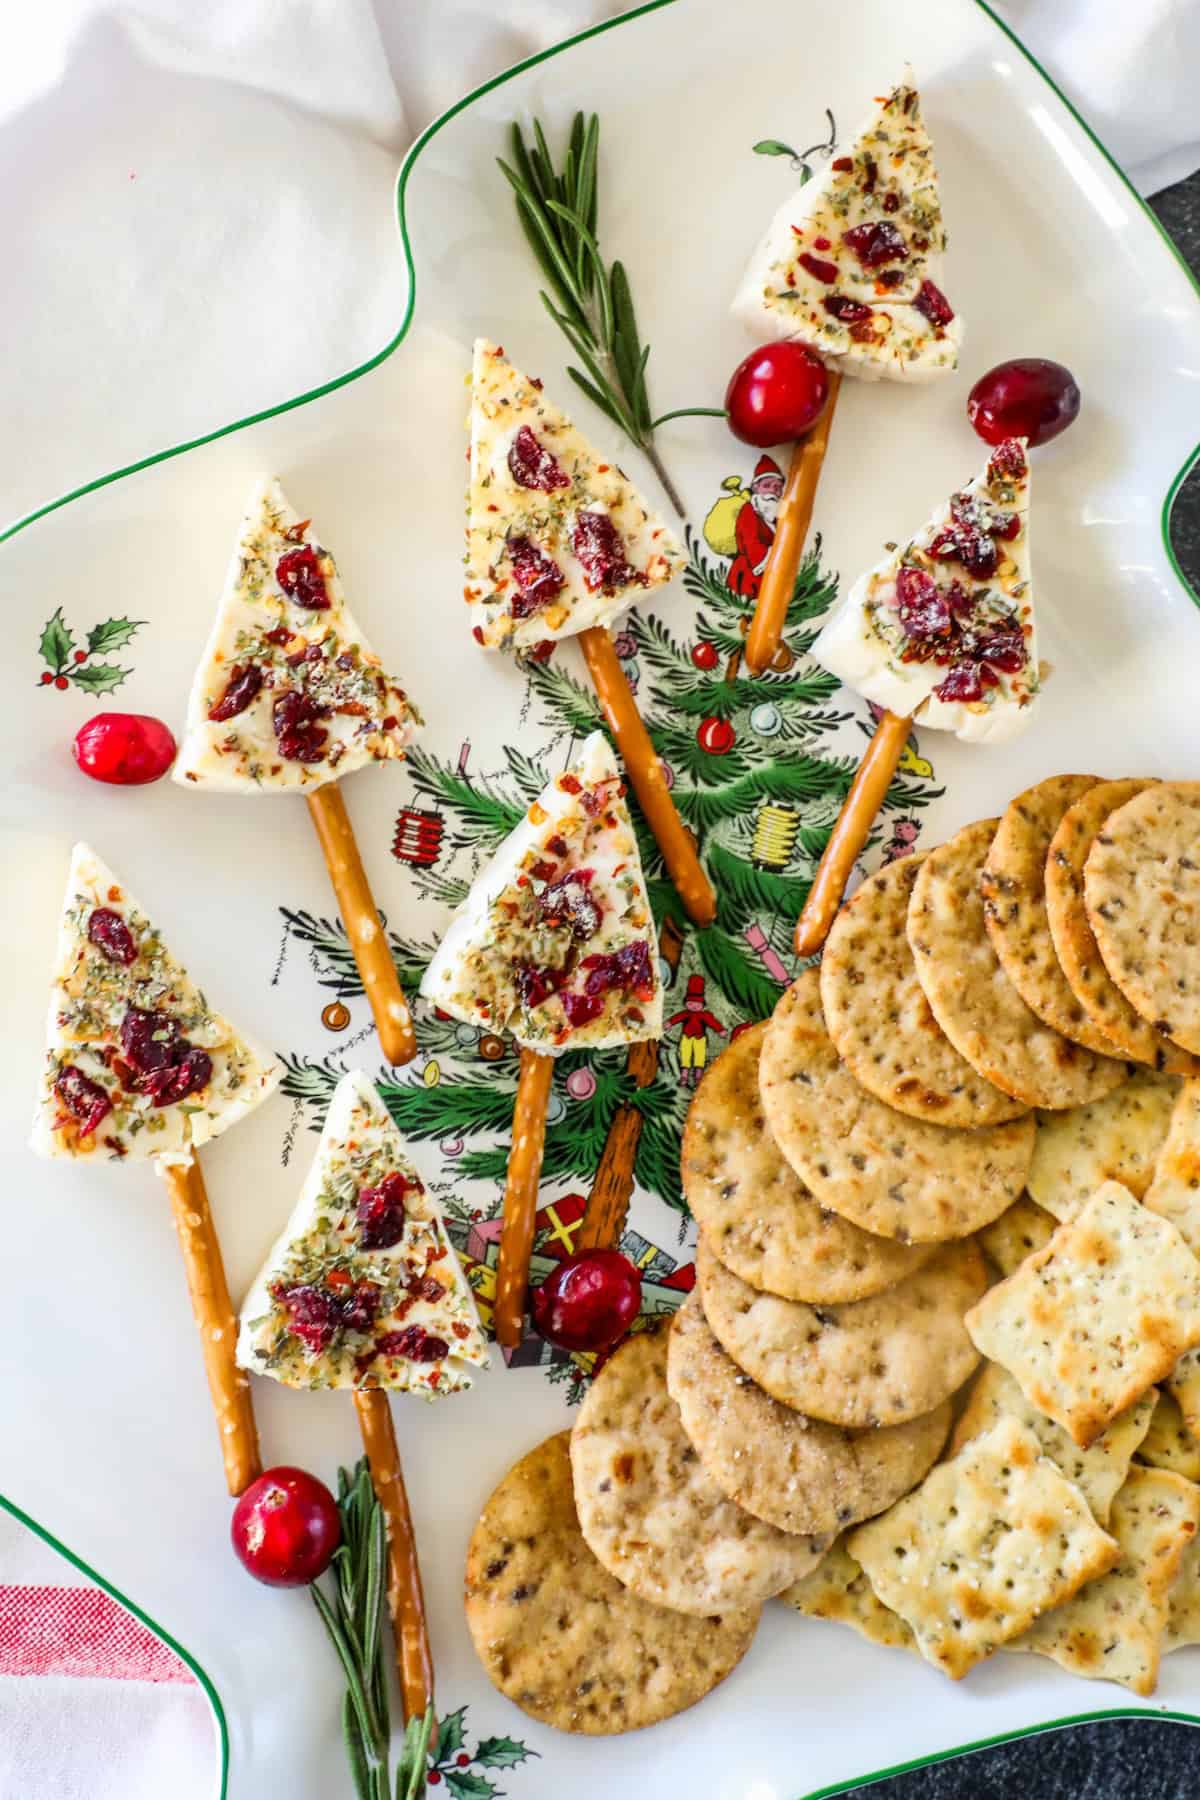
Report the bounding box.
[498,111,688,519]
[312,1459,435,1800]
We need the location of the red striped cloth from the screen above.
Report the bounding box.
[0,1585,193,1683]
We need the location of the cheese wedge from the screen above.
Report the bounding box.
[465,339,684,652]
[732,70,962,382]
[31,843,279,1162]
[811,438,1039,743]
[173,477,421,792]
[237,1069,488,1394]
[419,732,662,1052]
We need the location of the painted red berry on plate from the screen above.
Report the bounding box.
[55,676,69,690]
[531,1248,642,1354]
[967,358,1080,448]
[72,713,177,785]
[230,1467,341,1587]
[724,343,829,447]
[690,641,719,671]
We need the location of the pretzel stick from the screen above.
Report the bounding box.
[159,1156,261,1496]
[579,627,716,928]
[794,708,912,957]
[352,1389,434,1724]
[307,784,416,1066]
[494,1048,555,1348]
[744,372,841,676]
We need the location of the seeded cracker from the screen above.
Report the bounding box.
[569,1325,825,1617]
[908,818,1129,1108]
[681,1022,933,1302]
[1166,1349,1200,1442]
[819,853,1026,1127]
[949,1362,1153,1526]
[1013,1465,1199,1695]
[965,1181,1200,1447]
[759,968,1034,1243]
[1137,1391,1200,1483]
[848,1416,1119,1680]
[1166,1532,1200,1649]
[696,1231,985,1429]
[1145,1080,1200,1255]
[1027,1069,1179,1220]
[779,1539,915,1653]
[464,1431,757,1734]
[978,1194,1057,1277]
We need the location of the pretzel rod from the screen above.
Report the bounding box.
[744,372,842,676]
[494,1048,556,1348]
[352,1388,434,1724]
[159,1156,261,1496]
[307,784,416,1066]
[579,626,716,928]
[794,707,912,957]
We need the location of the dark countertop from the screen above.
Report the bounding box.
[838,168,1200,1800]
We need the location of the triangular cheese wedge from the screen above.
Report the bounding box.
[811,437,1039,743]
[237,1070,489,1395]
[732,71,963,382]
[465,339,684,651]
[31,844,280,1161]
[420,732,662,1051]
[173,477,421,792]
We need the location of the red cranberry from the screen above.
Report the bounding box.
[934,661,985,704]
[515,963,565,1011]
[842,221,907,267]
[560,990,605,1028]
[914,279,954,327]
[797,251,838,284]
[87,908,136,965]
[724,342,829,448]
[579,939,654,998]
[140,1046,213,1106]
[54,1065,113,1137]
[272,689,329,763]
[231,1467,340,1588]
[72,713,176,786]
[968,360,1079,448]
[356,1171,413,1250]
[208,663,264,722]
[375,1324,449,1363]
[823,294,873,323]
[276,1283,343,1353]
[895,567,951,643]
[120,1006,181,1074]
[531,1249,642,1353]
[989,437,1029,481]
[507,536,566,618]
[969,624,1027,673]
[571,512,641,595]
[538,872,601,941]
[275,546,330,610]
[507,425,569,492]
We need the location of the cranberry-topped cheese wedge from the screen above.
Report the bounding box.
[733,70,962,382]
[419,732,662,1051]
[465,340,684,651]
[30,844,279,1161]
[173,478,421,792]
[237,1070,488,1395]
[810,438,1039,742]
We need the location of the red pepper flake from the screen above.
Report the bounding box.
[814,236,832,251]
[559,773,582,794]
[831,156,852,171]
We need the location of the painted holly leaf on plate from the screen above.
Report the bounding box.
[70,661,135,695]
[471,1738,534,1770]
[38,607,75,674]
[36,606,146,693]
[86,616,144,655]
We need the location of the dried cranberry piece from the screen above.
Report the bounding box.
[276,1284,343,1354]
[877,269,905,289]
[798,251,839,284]
[276,546,330,610]
[55,1065,113,1136]
[120,1006,182,1075]
[580,939,654,998]
[88,907,136,966]
[560,990,605,1028]
[970,624,1028,674]
[413,1276,446,1303]
[843,221,907,267]
[882,191,900,214]
[914,279,954,326]
[208,663,264,723]
[944,581,975,619]
[515,963,565,1011]
[272,689,330,763]
[507,425,570,493]
[140,1046,213,1105]
[989,438,1028,481]
[538,871,602,941]
[375,1325,449,1364]
[991,513,1022,542]
[928,525,999,582]
[895,567,951,643]
[934,661,985,704]
[356,1171,413,1250]
[571,511,642,595]
[507,536,566,619]
[340,1283,382,1336]
[823,294,873,323]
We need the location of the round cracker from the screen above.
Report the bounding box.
[1046,779,1200,1072]
[569,1325,824,1616]
[695,1232,986,1428]
[908,817,1130,1108]
[820,853,1025,1127]
[981,775,1128,1057]
[464,1431,757,1734]
[666,1290,950,1537]
[1084,782,1200,1058]
[681,1020,934,1300]
[759,967,1034,1242]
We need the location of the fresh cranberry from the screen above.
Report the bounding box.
[724,342,829,448]
[988,437,1030,481]
[272,689,329,763]
[54,1066,113,1137]
[968,360,1079,449]
[538,872,601,941]
[571,511,641,595]
[87,908,136,965]
[515,963,564,1011]
[895,567,951,643]
[843,221,907,267]
[375,1324,449,1363]
[506,536,566,619]
[72,713,176,786]
[507,425,569,492]
[275,546,330,610]
[230,1467,340,1588]
[560,990,605,1028]
[356,1172,413,1250]
[208,663,264,722]
[914,279,954,326]
[580,939,654,997]
[823,294,873,323]
[797,251,839,284]
[531,1249,642,1353]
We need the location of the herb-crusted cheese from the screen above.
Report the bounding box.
[237,1070,488,1395]
[732,71,962,382]
[30,844,279,1163]
[173,477,421,793]
[465,339,684,652]
[419,732,662,1052]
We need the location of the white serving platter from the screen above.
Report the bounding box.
[3,1,1200,1795]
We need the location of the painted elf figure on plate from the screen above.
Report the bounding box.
[666,973,726,1089]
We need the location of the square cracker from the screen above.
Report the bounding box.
[1014,1465,1199,1694]
[965,1181,1200,1448]
[1145,1080,1200,1255]
[779,1539,915,1653]
[1167,1346,1200,1441]
[951,1362,1154,1526]
[1138,1390,1200,1483]
[847,1417,1118,1680]
[978,1194,1057,1277]
[1167,1533,1200,1649]
[1027,1071,1178,1221]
